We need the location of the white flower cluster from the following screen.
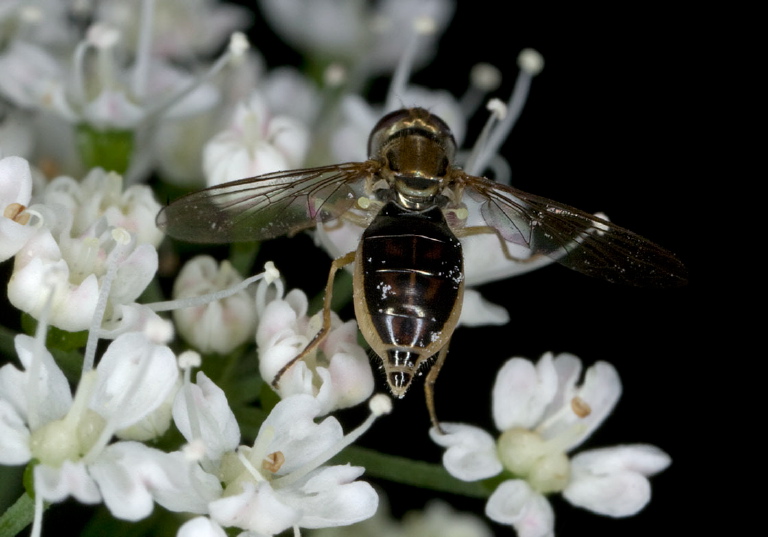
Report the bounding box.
[0,1,674,536]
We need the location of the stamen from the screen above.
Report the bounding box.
[237,448,267,483]
[181,439,219,502]
[82,229,131,373]
[87,24,120,95]
[180,353,204,454]
[464,98,507,175]
[571,396,591,418]
[20,6,43,24]
[148,269,267,312]
[143,32,251,124]
[26,277,57,431]
[179,349,202,370]
[262,451,285,473]
[71,39,90,107]
[31,484,44,537]
[263,262,281,285]
[460,63,502,118]
[82,332,157,463]
[86,23,121,49]
[131,0,156,100]
[144,317,175,344]
[518,48,545,76]
[384,17,436,112]
[271,394,391,488]
[23,208,45,228]
[470,48,544,176]
[255,264,284,317]
[323,64,347,88]
[3,202,31,224]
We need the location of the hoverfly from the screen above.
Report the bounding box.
[157,107,687,430]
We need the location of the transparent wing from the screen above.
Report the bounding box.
[457,172,688,287]
[156,161,380,243]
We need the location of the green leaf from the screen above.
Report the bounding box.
[20,313,88,351]
[229,241,261,277]
[0,326,17,360]
[75,124,134,175]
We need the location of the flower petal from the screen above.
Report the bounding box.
[282,464,378,528]
[539,359,622,450]
[34,460,100,504]
[177,517,228,537]
[564,444,671,517]
[89,441,221,520]
[209,481,300,535]
[458,288,510,327]
[492,354,558,431]
[90,333,179,429]
[0,400,31,464]
[259,394,344,475]
[485,480,554,537]
[0,334,73,427]
[173,372,240,460]
[430,422,502,481]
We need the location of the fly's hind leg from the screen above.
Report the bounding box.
[425,341,451,434]
[271,250,356,388]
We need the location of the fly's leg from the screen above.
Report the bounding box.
[271,250,356,388]
[425,342,451,434]
[457,225,547,264]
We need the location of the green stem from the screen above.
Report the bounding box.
[337,445,494,499]
[0,494,36,537]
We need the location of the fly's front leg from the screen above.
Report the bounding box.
[425,342,451,434]
[271,250,356,388]
[457,225,547,264]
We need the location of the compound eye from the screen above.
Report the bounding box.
[368,109,413,156]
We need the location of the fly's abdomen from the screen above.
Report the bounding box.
[354,202,464,394]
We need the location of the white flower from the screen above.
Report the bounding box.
[207,394,380,534]
[258,0,455,75]
[163,365,383,536]
[203,91,310,187]
[153,49,265,187]
[8,221,158,332]
[431,353,671,537]
[0,156,37,262]
[0,40,63,109]
[8,169,160,332]
[0,331,181,519]
[46,23,219,131]
[172,256,257,355]
[41,168,164,247]
[95,0,254,60]
[261,67,322,126]
[256,286,374,414]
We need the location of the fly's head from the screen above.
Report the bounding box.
[368,108,457,210]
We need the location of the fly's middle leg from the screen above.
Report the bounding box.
[270,250,356,388]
